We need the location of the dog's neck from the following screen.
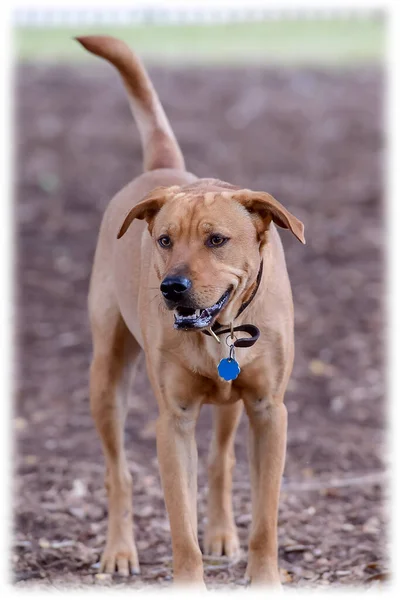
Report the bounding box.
[230,260,264,321]
[202,260,264,348]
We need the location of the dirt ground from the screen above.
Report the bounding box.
[13,62,387,589]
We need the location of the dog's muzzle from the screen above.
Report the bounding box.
[160,275,232,330]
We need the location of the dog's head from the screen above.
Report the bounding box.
[117,180,305,330]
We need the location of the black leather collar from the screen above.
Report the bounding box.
[203,261,263,348]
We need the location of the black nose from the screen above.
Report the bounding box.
[160,276,192,302]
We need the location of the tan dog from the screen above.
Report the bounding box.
[76,35,305,588]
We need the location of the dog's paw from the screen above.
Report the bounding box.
[99,540,140,577]
[245,573,283,589]
[245,560,282,588]
[203,526,240,558]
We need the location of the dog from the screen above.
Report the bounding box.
[76,35,305,588]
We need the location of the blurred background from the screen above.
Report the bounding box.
[13,0,386,590]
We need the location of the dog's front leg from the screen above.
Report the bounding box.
[244,397,287,587]
[156,397,204,586]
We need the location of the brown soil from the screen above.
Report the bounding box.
[13,62,387,589]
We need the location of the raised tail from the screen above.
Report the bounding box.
[75,35,185,172]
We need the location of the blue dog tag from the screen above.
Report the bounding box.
[218,358,241,381]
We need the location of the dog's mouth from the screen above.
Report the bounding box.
[173,289,231,330]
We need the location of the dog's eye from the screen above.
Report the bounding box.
[158,235,172,248]
[207,235,228,248]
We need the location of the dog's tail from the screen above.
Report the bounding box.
[75,35,185,172]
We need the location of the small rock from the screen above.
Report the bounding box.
[330,395,345,413]
[140,420,157,439]
[95,573,112,582]
[158,520,170,533]
[302,467,314,478]
[14,540,32,548]
[14,417,28,431]
[68,506,86,520]
[137,539,150,551]
[237,513,252,526]
[309,359,335,377]
[304,551,314,562]
[50,540,75,549]
[136,505,153,518]
[142,475,156,487]
[44,439,58,450]
[37,172,60,194]
[363,516,380,534]
[280,568,293,583]
[284,544,308,553]
[59,332,79,348]
[72,479,87,498]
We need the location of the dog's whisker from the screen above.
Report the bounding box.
[149,295,162,306]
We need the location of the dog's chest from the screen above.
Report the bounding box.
[186,333,234,373]
[184,333,259,405]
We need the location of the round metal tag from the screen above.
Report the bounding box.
[218,358,241,381]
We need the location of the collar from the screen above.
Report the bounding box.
[202,260,263,348]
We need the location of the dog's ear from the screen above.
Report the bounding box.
[117,186,178,238]
[230,189,305,244]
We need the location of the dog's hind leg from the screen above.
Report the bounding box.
[204,401,243,557]
[244,397,287,587]
[89,311,142,576]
